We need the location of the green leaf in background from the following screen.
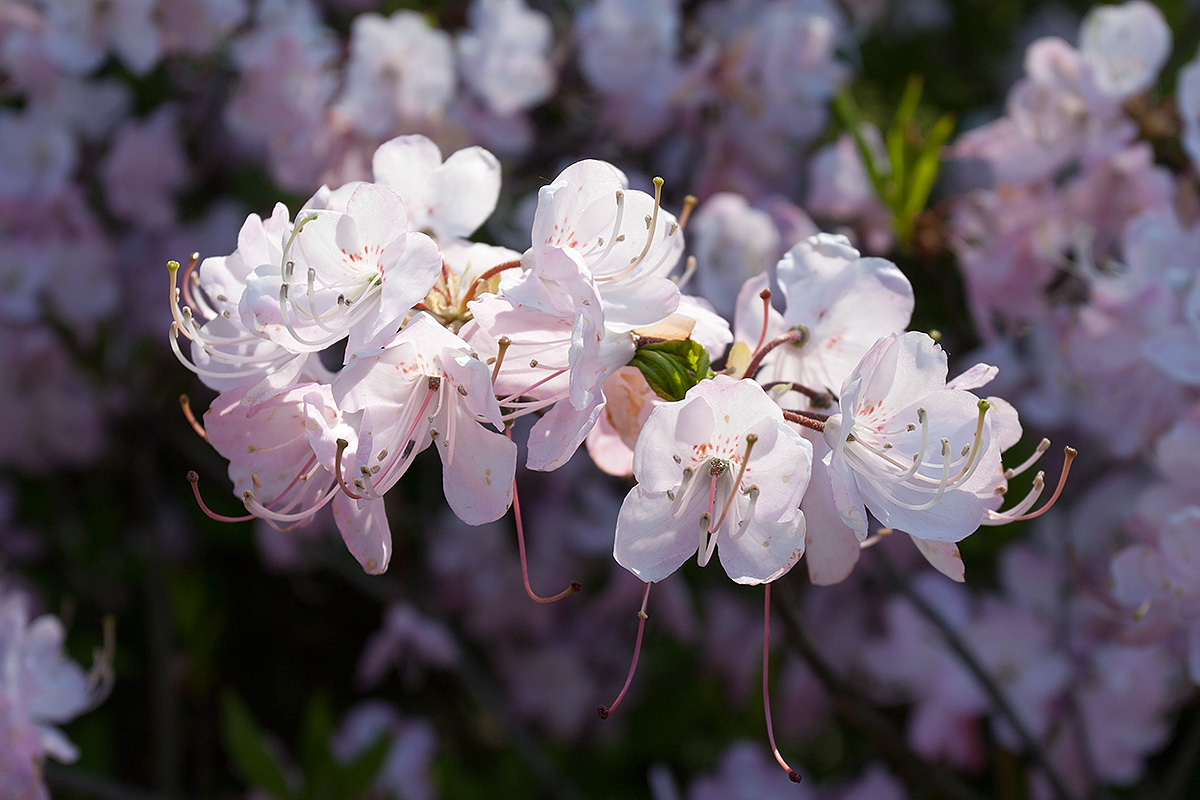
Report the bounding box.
[299,694,338,800]
[630,339,714,401]
[835,76,956,254]
[221,691,295,800]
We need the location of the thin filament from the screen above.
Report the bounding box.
[598,582,652,720]
[508,428,581,604]
[763,584,802,783]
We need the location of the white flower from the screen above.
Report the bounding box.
[822,332,1021,542]
[614,376,812,584]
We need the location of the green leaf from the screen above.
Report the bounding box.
[333,732,393,799]
[221,692,295,800]
[629,339,713,401]
[903,112,956,223]
[299,695,337,800]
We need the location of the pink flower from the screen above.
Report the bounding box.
[821,332,1021,542]
[614,375,812,584]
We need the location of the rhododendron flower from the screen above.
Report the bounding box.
[752,232,914,399]
[320,312,517,572]
[614,375,812,584]
[0,585,111,800]
[1079,0,1171,99]
[242,182,443,356]
[371,135,502,242]
[822,332,1022,542]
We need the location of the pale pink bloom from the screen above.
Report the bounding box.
[457,0,556,116]
[371,135,501,241]
[171,204,329,398]
[529,160,683,332]
[470,160,686,470]
[1078,0,1171,99]
[101,106,189,230]
[756,233,914,402]
[575,0,680,97]
[203,382,342,528]
[357,604,459,688]
[158,0,248,56]
[614,375,812,584]
[0,110,76,201]
[224,0,337,188]
[335,11,456,139]
[330,702,438,800]
[39,0,161,75]
[0,584,111,797]
[324,313,516,570]
[686,192,781,320]
[821,332,1020,542]
[242,183,443,357]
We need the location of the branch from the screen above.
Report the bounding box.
[871,547,1076,800]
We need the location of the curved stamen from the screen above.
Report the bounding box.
[508,427,581,604]
[677,194,697,231]
[731,486,760,539]
[1005,438,1051,480]
[596,178,664,283]
[187,471,255,523]
[673,255,697,289]
[491,336,512,386]
[584,190,626,265]
[710,434,758,534]
[755,289,772,354]
[985,447,1076,523]
[745,328,807,380]
[335,439,363,500]
[782,410,826,432]
[763,584,802,783]
[598,581,651,719]
[179,395,207,441]
[242,485,339,522]
[459,258,524,310]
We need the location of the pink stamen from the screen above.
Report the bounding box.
[179,394,207,441]
[763,584,802,783]
[782,410,826,432]
[187,471,255,523]
[508,428,581,604]
[755,289,772,353]
[988,447,1076,523]
[598,581,652,720]
[745,328,807,380]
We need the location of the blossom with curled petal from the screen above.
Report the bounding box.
[614,375,812,584]
[316,312,517,573]
[821,332,1021,542]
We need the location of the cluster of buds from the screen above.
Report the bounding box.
[169,135,1072,781]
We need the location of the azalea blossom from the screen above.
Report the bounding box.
[318,312,517,573]
[614,375,812,584]
[821,331,1025,542]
